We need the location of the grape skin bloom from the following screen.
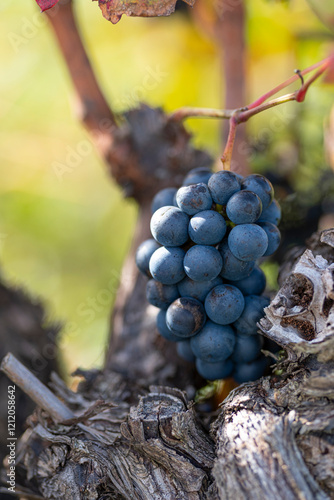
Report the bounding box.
[150,206,189,247]
[228,224,268,261]
[205,284,245,325]
[184,245,223,282]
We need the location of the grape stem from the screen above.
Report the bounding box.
[169,55,334,171]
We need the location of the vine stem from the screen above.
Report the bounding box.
[169,55,334,171]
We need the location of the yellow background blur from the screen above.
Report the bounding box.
[0,0,332,376]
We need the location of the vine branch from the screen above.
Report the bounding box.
[170,55,334,170]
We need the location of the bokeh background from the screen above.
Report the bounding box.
[0,0,333,377]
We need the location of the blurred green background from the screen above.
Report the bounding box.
[0,0,333,376]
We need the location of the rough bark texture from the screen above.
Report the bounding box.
[0,282,59,467]
[1,229,334,499]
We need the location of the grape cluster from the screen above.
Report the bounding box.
[136,167,281,383]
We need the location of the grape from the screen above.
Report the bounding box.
[149,246,186,285]
[151,187,178,214]
[259,199,281,226]
[150,206,189,247]
[233,294,270,335]
[188,210,227,245]
[205,285,245,325]
[146,280,179,310]
[226,190,262,224]
[228,266,266,296]
[196,358,234,381]
[176,183,213,215]
[232,333,264,363]
[177,340,196,362]
[218,240,255,280]
[233,357,268,383]
[182,167,213,186]
[156,310,182,342]
[190,320,235,362]
[139,166,280,383]
[208,171,241,205]
[178,275,223,303]
[184,245,223,282]
[166,297,206,338]
[136,239,160,277]
[242,174,274,210]
[257,221,281,256]
[228,224,268,261]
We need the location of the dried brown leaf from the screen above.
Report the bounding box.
[95,0,195,24]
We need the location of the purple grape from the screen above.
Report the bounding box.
[205,285,245,325]
[228,224,268,261]
[257,221,281,256]
[178,276,223,303]
[188,210,226,245]
[156,310,181,342]
[184,245,223,282]
[177,340,196,362]
[146,280,179,310]
[227,266,266,296]
[190,320,235,362]
[149,246,186,285]
[233,356,268,383]
[182,167,212,186]
[226,190,262,224]
[233,294,270,335]
[208,171,241,205]
[232,333,264,363]
[150,206,189,247]
[166,297,206,338]
[196,358,234,381]
[259,199,281,226]
[176,183,213,215]
[218,240,255,280]
[136,239,160,277]
[241,174,274,210]
[151,187,178,214]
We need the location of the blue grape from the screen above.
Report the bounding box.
[232,333,264,363]
[176,183,213,215]
[190,320,235,362]
[146,280,179,310]
[196,358,234,381]
[233,356,268,383]
[151,188,178,214]
[257,221,281,256]
[184,245,223,282]
[176,340,196,362]
[178,276,223,303]
[156,310,181,342]
[136,239,160,277]
[228,266,266,296]
[149,246,186,285]
[208,171,241,205]
[226,190,262,224]
[259,199,281,226]
[166,297,206,338]
[182,167,212,186]
[218,240,255,280]
[228,224,268,261]
[233,294,270,335]
[150,206,189,247]
[205,285,245,325]
[242,174,274,210]
[188,210,227,245]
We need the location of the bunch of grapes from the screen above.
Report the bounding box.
[136,167,281,382]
